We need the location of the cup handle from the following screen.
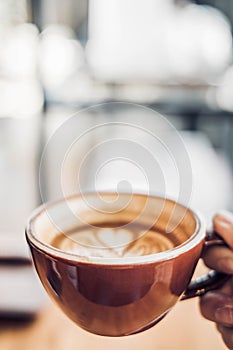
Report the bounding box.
[181,231,231,300]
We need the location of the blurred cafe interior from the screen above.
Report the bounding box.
[1,0,233,349]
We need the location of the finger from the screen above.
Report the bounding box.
[200,285,233,323]
[202,245,233,274]
[214,211,233,249]
[217,324,233,350]
[219,277,233,296]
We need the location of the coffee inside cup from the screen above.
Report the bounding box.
[50,222,186,258]
[35,193,196,261]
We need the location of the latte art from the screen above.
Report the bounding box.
[50,224,181,258]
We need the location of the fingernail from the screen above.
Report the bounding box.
[217,258,233,274]
[215,306,233,324]
[216,211,233,227]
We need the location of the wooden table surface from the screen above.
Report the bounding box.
[0,292,227,350]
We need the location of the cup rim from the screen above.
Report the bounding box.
[25,192,206,266]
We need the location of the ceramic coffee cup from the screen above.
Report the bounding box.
[25,193,228,336]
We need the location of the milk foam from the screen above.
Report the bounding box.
[50,225,179,258]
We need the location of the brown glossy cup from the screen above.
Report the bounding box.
[25,193,228,336]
